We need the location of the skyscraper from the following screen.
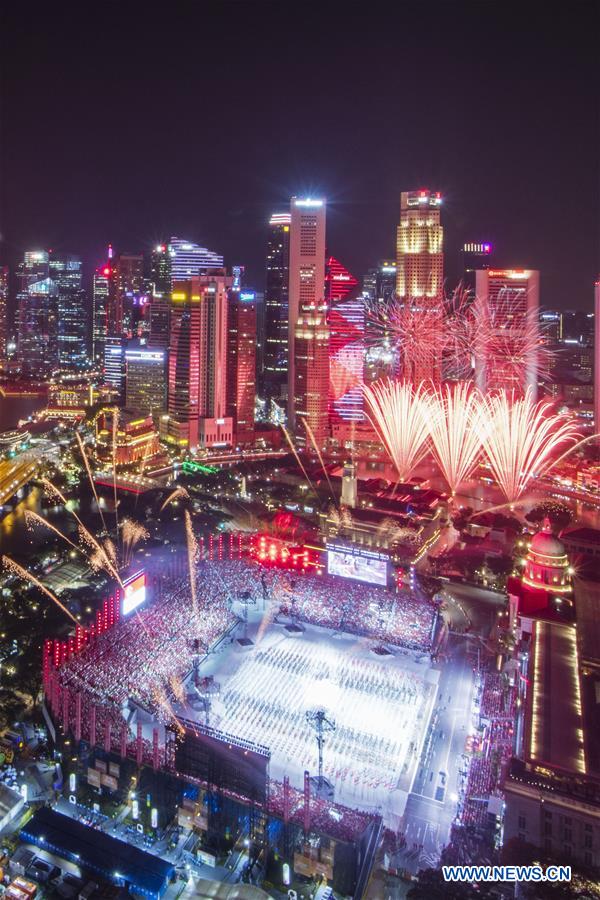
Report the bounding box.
[263,212,291,403]
[462,242,492,296]
[149,243,172,348]
[326,257,364,423]
[16,250,59,376]
[125,346,167,417]
[474,268,540,397]
[115,253,145,337]
[166,271,234,450]
[396,190,444,384]
[227,289,257,440]
[50,255,88,368]
[92,262,112,365]
[0,266,8,366]
[288,198,326,428]
[294,301,330,447]
[168,237,224,280]
[103,335,126,399]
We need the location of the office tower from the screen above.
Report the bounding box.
[92,262,112,365]
[149,244,171,348]
[103,335,126,399]
[396,190,444,384]
[294,300,330,447]
[326,257,364,423]
[540,309,562,344]
[362,260,397,304]
[115,253,145,336]
[0,266,8,365]
[263,212,291,403]
[49,255,88,368]
[462,242,492,296]
[125,345,167,417]
[474,268,540,397]
[227,289,257,439]
[167,271,233,450]
[288,198,326,427]
[16,250,59,376]
[168,237,224,280]
[595,279,600,433]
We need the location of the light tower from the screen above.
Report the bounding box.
[306,708,336,800]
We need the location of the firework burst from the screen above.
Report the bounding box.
[426,383,485,495]
[362,379,431,481]
[121,519,149,567]
[478,388,581,504]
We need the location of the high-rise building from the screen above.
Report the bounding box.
[294,300,330,447]
[16,250,59,376]
[227,289,257,440]
[396,190,444,384]
[362,260,397,304]
[92,260,113,365]
[326,257,364,423]
[288,198,326,427]
[115,253,145,337]
[166,272,233,450]
[168,237,224,281]
[125,346,167,417]
[0,266,8,365]
[263,213,291,403]
[595,279,600,433]
[103,335,126,399]
[474,268,540,397]
[462,242,492,296]
[49,255,88,368]
[149,244,171,348]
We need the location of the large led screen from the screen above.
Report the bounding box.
[122,571,147,615]
[327,547,388,586]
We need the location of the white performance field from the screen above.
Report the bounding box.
[184,615,439,825]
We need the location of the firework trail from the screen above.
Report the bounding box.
[185,510,200,625]
[75,431,108,533]
[2,556,79,624]
[152,683,184,734]
[121,519,149,567]
[160,486,190,512]
[168,673,186,704]
[78,525,123,586]
[280,423,318,497]
[426,383,485,495]
[255,603,278,646]
[302,417,335,500]
[362,379,431,481]
[24,510,80,552]
[478,388,581,505]
[111,407,120,542]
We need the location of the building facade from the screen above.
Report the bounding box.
[288,198,326,428]
[293,300,330,447]
[50,255,88,368]
[263,213,291,404]
[16,251,59,376]
[227,290,257,440]
[395,190,444,385]
[326,257,364,423]
[125,346,167,418]
[0,265,8,365]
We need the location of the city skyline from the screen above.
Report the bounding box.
[1,3,597,310]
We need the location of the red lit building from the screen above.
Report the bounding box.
[95,409,159,466]
[326,257,364,423]
[227,290,257,441]
[166,273,233,451]
[294,300,330,448]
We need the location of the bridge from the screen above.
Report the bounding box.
[0,455,40,507]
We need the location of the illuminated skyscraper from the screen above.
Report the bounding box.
[92,262,112,365]
[149,243,171,348]
[168,237,223,280]
[396,190,444,384]
[166,271,233,450]
[595,278,600,433]
[294,300,330,447]
[50,255,88,368]
[288,197,326,427]
[103,335,126,398]
[0,266,8,365]
[227,289,257,440]
[462,241,492,296]
[475,268,540,397]
[125,345,167,417]
[16,250,59,376]
[326,257,364,423]
[115,253,145,336]
[263,212,291,403]
[362,260,396,304]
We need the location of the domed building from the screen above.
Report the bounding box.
[521,518,572,595]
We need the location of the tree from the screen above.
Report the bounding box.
[525,502,573,531]
[451,506,474,533]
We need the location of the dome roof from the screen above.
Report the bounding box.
[529,518,567,559]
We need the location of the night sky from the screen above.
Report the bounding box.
[1,2,598,309]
